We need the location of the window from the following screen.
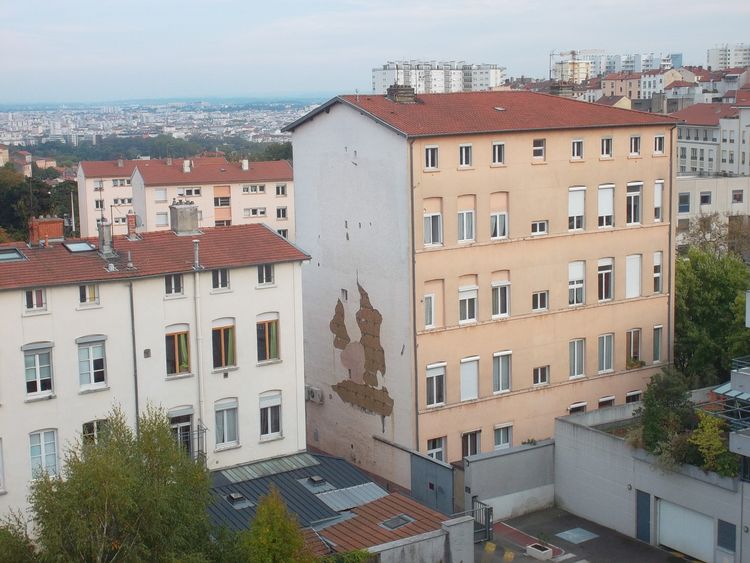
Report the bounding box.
[427,437,445,461]
[459,287,477,323]
[700,191,712,205]
[493,352,511,393]
[626,254,641,298]
[213,196,230,207]
[210,268,230,290]
[170,414,193,455]
[25,288,46,311]
[243,207,267,217]
[490,212,508,239]
[215,399,238,447]
[460,357,479,401]
[492,142,505,165]
[215,220,231,227]
[426,363,445,406]
[598,333,613,373]
[492,283,510,318]
[733,190,744,203]
[30,430,58,477]
[598,258,613,301]
[532,139,545,159]
[243,184,266,194]
[654,180,663,222]
[260,392,282,439]
[457,210,475,242]
[165,330,190,375]
[533,365,549,385]
[678,192,690,214]
[653,135,665,154]
[599,396,615,409]
[626,390,642,403]
[425,146,438,169]
[257,318,279,362]
[277,229,288,238]
[629,135,641,155]
[459,144,472,167]
[532,290,548,311]
[569,402,587,414]
[531,220,548,235]
[165,274,183,296]
[626,183,641,224]
[25,346,53,395]
[178,187,201,197]
[569,339,585,377]
[423,213,442,245]
[257,264,274,285]
[155,212,169,227]
[276,207,288,220]
[78,340,106,388]
[83,419,108,444]
[462,430,480,457]
[568,188,585,230]
[571,140,584,159]
[568,261,585,306]
[155,188,167,202]
[598,185,614,227]
[424,294,435,328]
[275,184,287,196]
[653,325,663,363]
[653,252,662,293]
[212,323,236,368]
[601,137,613,158]
[626,328,641,365]
[95,199,104,210]
[494,425,512,450]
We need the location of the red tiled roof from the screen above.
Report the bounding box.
[302,528,332,557]
[737,88,750,105]
[136,159,293,187]
[0,224,308,290]
[665,80,698,89]
[319,493,446,552]
[79,159,141,178]
[287,91,675,137]
[602,72,642,81]
[595,95,628,106]
[670,103,739,125]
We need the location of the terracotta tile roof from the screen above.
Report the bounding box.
[0,224,308,291]
[287,91,675,137]
[79,159,141,178]
[135,159,293,187]
[595,95,628,106]
[302,528,332,557]
[670,103,739,126]
[737,88,750,105]
[602,72,642,81]
[665,80,698,89]
[319,493,446,552]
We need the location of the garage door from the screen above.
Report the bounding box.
[658,499,714,562]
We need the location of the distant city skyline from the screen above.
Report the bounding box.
[1,0,748,103]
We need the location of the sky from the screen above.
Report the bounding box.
[1,0,748,103]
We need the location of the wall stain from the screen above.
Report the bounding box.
[330,282,394,417]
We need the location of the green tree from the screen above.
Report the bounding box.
[29,406,212,562]
[636,367,694,453]
[689,411,739,477]
[237,485,313,563]
[0,512,36,562]
[675,246,750,386]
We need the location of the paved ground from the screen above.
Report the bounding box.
[475,507,689,562]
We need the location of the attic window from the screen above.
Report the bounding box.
[0,248,25,262]
[308,475,326,486]
[494,107,506,112]
[64,241,97,253]
[380,514,415,530]
[226,492,254,510]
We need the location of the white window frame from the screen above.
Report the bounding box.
[654,180,664,222]
[457,209,475,242]
[25,288,47,312]
[626,254,642,299]
[599,396,616,409]
[653,325,663,363]
[598,258,613,302]
[494,424,512,450]
[212,268,230,290]
[260,392,282,440]
[276,207,288,220]
[568,187,585,231]
[24,344,54,396]
[626,328,642,363]
[215,398,239,448]
[426,437,445,461]
[257,264,274,286]
[425,145,439,170]
[601,137,613,158]
[493,351,511,394]
[155,188,167,202]
[532,138,545,160]
[490,212,508,240]
[626,183,642,225]
[424,294,435,329]
[462,430,481,457]
[492,142,505,165]
[533,365,549,385]
[568,261,585,306]
[460,356,479,401]
[531,220,548,236]
[629,135,641,156]
[458,286,478,324]
[29,429,58,477]
[532,290,548,312]
[78,339,106,389]
[653,252,662,293]
[275,184,287,196]
[598,184,614,228]
[426,362,446,407]
[598,333,614,373]
[569,402,587,414]
[155,212,169,227]
[423,213,443,246]
[654,135,665,154]
[459,144,473,167]
[571,139,584,160]
[491,282,510,319]
[569,338,585,378]
[165,273,183,296]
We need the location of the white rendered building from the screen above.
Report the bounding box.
[372,61,506,94]
[707,44,750,71]
[0,212,308,516]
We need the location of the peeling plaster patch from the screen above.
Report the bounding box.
[356,283,386,386]
[332,380,394,417]
[330,299,351,350]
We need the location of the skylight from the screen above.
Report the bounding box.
[0,248,25,262]
[380,514,415,530]
[226,492,254,510]
[64,241,97,253]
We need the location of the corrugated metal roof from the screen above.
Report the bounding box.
[714,382,750,401]
[316,482,388,512]
[213,452,320,486]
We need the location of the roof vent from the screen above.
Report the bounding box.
[182,159,191,173]
[226,492,254,510]
[308,475,326,486]
[494,107,506,111]
[241,159,249,171]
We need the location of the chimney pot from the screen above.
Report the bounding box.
[241,159,249,171]
[182,159,191,173]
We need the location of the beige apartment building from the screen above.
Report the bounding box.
[287,88,676,486]
[602,72,642,100]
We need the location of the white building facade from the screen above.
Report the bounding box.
[707,44,750,71]
[372,61,506,94]
[0,218,308,516]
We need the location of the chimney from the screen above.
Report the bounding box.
[169,200,200,236]
[241,159,249,171]
[182,159,191,173]
[98,220,116,258]
[166,156,173,166]
[386,84,416,104]
[126,211,137,239]
[28,216,64,247]
[193,239,201,270]
[117,158,124,168]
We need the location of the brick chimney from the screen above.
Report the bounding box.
[29,216,64,246]
[126,212,137,239]
[386,84,416,104]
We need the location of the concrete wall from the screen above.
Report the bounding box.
[411,449,454,515]
[370,515,475,563]
[555,406,748,560]
[464,440,554,520]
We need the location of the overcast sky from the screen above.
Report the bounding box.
[1,0,748,103]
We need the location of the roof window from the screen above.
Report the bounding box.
[0,248,25,262]
[226,492,254,510]
[380,514,415,530]
[64,241,97,253]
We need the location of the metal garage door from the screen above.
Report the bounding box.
[658,499,714,562]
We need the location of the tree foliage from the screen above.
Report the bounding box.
[636,367,695,453]
[0,512,35,563]
[689,411,739,477]
[28,406,212,562]
[683,212,750,260]
[675,246,750,387]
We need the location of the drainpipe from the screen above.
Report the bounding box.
[193,240,206,452]
[129,281,140,433]
[409,138,420,453]
[667,125,676,364]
